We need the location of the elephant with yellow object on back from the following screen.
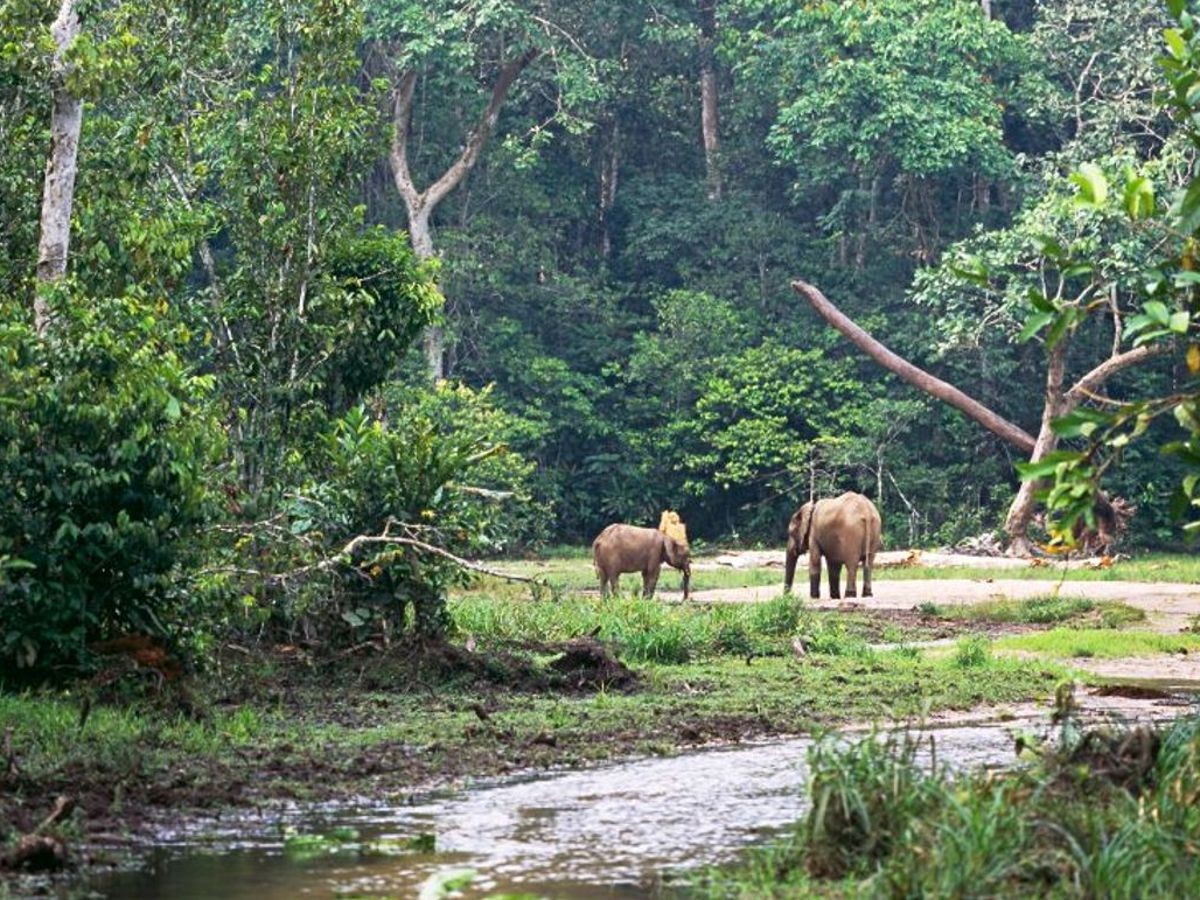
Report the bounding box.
[784,492,882,600]
[592,510,691,599]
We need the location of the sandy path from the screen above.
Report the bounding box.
[660,578,1200,630]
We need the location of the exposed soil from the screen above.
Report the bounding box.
[662,578,1200,633]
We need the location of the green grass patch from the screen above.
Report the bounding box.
[1,643,1063,853]
[918,596,1146,628]
[995,629,1200,659]
[878,552,1200,584]
[450,593,808,663]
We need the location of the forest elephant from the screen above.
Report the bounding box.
[592,523,691,600]
[784,492,882,600]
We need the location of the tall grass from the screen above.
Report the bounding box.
[449,593,809,664]
[690,714,1200,898]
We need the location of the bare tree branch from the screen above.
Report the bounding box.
[272,522,547,588]
[1065,343,1172,405]
[423,49,539,212]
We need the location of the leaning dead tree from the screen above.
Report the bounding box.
[792,279,1163,555]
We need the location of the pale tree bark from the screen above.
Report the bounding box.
[34,0,83,335]
[792,279,1168,552]
[791,279,1036,453]
[390,50,538,380]
[1002,342,1066,557]
[598,118,619,259]
[698,0,722,200]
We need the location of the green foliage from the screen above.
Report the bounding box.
[321,229,442,411]
[951,635,990,668]
[0,295,221,678]
[247,384,539,639]
[804,729,944,879]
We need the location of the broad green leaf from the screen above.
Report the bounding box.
[1051,408,1111,439]
[1170,310,1191,333]
[1028,288,1056,313]
[1145,300,1171,325]
[1123,175,1156,220]
[1018,310,1054,342]
[1069,163,1108,207]
[1166,28,1187,61]
[1177,177,1200,234]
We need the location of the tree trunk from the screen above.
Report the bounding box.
[34,0,82,335]
[389,52,537,382]
[599,119,619,259]
[792,279,1037,453]
[698,0,722,200]
[1003,342,1066,556]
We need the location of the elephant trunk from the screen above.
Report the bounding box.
[681,563,691,600]
[784,540,799,592]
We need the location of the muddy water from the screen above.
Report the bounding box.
[87,723,1040,899]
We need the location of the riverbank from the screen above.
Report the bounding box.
[687,703,1200,898]
[3,562,1198,892]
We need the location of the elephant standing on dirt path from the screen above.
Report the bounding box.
[784,492,882,600]
[592,524,691,600]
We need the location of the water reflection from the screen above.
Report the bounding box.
[90,703,1192,899]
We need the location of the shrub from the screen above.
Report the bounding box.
[0,295,221,679]
[255,385,541,641]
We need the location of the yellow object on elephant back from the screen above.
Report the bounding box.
[658,510,688,549]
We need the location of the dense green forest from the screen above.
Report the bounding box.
[4,0,1200,677]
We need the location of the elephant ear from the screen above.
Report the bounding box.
[792,503,815,553]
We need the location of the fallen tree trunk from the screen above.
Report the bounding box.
[792,279,1036,454]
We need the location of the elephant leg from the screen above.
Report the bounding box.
[642,566,660,599]
[808,551,822,599]
[827,559,843,600]
[863,556,874,598]
[844,560,859,598]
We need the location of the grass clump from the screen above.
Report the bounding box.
[919,596,1145,628]
[690,712,1200,898]
[995,629,1200,659]
[951,635,991,668]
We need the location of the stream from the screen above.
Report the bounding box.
[85,720,1051,899]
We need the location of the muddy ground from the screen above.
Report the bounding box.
[6,571,1200,891]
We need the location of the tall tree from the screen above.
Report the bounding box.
[389,49,537,378]
[369,1,605,380]
[698,0,722,199]
[33,0,82,334]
